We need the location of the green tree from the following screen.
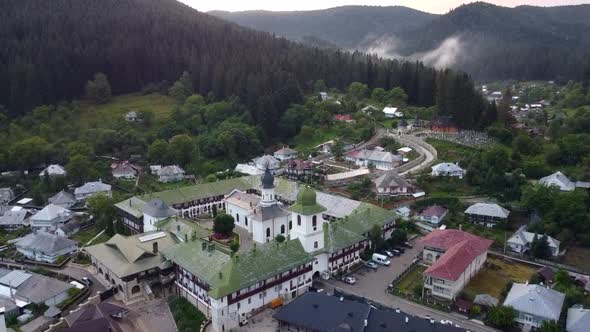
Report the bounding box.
[485,305,516,330]
[87,193,117,236]
[67,141,94,158]
[529,235,551,259]
[147,139,170,164]
[66,154,95,184]
[168,71,193,103]
[10,136,50,169]
[85,72,111,104]
[348,82,368,100]
[369,224,384,250]
[229,240,240,253]
[213,214,235,236]
[371,88,386,103]
[169,134,195,166]
[386,87,408,105]
[313,80,327,93]
[275,234,286,243]
[540,320,563,332]
[332,139,344,160]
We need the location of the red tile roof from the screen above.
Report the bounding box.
[420,229,492,281]
[334,114,353,122]
[419,205,448,218]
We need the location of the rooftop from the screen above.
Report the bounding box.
[464,203,510,219]
[373,170,411,189]
[74,181,111,195]
[420,229,493,281]
[16,232,78,254]
[419,205,448,218]
[567,305,590,332]
[539,171,576,191]
[31,204,72,221]
[503,283,565,321]
[48,190,76,206]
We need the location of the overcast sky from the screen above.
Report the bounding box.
[184,0,590,14]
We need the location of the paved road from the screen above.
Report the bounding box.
[317,241,497,332]
[390,133,437,177]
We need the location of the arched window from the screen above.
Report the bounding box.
[98,267,103,275]
[297,215,301,226]
[236,213,240,222]
[280,225,285,234]
[426,253,433,262]
[266,228,271,238]
[312,216,317,227]
[314,241,319,249]
[131,285,141,294]
[289,221,292,230]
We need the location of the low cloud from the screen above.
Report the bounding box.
[361,34,465,69]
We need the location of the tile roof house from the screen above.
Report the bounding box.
[157,165,185,183]
[85,231,176,303]
[431,162,465,179]
[30,204,73,230]
[372,170,414,196]
[74,181,112,201]
[346,149,402,170]
[464,203,510,228]
[39,164,67,177]
[15,232,78,263]
[418,205,448,225]
[333,114,354,123]
[125,111,140,122]
[62,302,129,332]
[286,159,313,181]
[273,147,298,161]
[48,190,77,209]
[420,229,493,300]
[567,305,590,332]
[0,209,30,230]
[503,283,565,329]
[111,162,140,179]
[508,226,561,257]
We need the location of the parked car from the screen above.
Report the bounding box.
[342,276,357,285]
[365,261,379,270]
[440,320,453,325]
[403,241,413,249]
[394,247,405,254]
[382,250,394,258]
[391,249,401,256]
[81,277,93,286]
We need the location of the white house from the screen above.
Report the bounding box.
[372,170,414,196]
[157,165,185,183]
[125,111,140,122]
[464,203,510,228]
[431,163,465,179]
[507,226,560,257]
[273,147,298,161]
[0,269,74,306]
[149,165,162,175]
[383,107,403,118]
[396,206,411,220]
[421,229,493,300]
[74,181,112,201]
[30,204,73,230]
[39,164,67,177]
[48,190,77,209]
[16,232,78,263]
[567,305,590,332]
[0,209,29,230]
[503,283,565,329]
[0,188,14,206]
[539,171,576,191]
[346,149,402,170]
[418,205,448,226]
[112,162,139,179]
[141,199,177,232]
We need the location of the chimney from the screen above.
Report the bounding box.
[201,242,207,251]
[152,242,158,254]
[405,317,409,323]
[459,224,462,231]
[177,224,181,232]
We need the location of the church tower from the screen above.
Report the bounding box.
[289,186,327,252]
[260,166,276,207]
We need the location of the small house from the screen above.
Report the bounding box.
[149,165,162,175]
[273,147,298,161]
[48,190,77,209]
[287,159,313,181]
[333,114,354,123]
[0,188,14,206]
[464,203,510,228]
[567,305,590,332]
[15,232,79,263]
[39,164,67,178]
[418,205,448,226]
[157,165,185,183]
[503,283,564,329]
[507,226,560,257]
[125,111,140,122]
[112,162,139,180]
[431,162,465,179]
[539,171,575,192]
[252,155,280,171]
[346,149,402,170]
[372,170,414,196]
[396,206,411,220]
[318,91,328,101]
[30,204,73,230]
[383,106,403,118]
[74,181,112,201]
[0,209,30,230]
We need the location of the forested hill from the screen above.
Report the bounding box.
[210,6,436,49]
[211,2,590,82]
[0,0,491,137]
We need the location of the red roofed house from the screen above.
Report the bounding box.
[334,114,355,123]
[420,229,493,300]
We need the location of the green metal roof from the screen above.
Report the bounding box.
[288,186,327,215]
[337,203,397,235]
[155,217,211,243]
[323,222,366,252]
[163,239,314,300]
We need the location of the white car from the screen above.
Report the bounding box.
[365,261,379,270]
[440,319,453,325]
[342,276,357,285]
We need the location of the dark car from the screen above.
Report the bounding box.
[391,249,401,256]
[394,247,405,254]
[403,242,413,249]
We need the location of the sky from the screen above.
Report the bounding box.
[185,0,590,14]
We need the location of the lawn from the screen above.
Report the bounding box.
[419,177,478,197]
[561,246,590,273]
[0,228,28,246]
[395,265,426,295]
[426,138,478,163]
[292,127,337,152]
[72,225,110,246]
[168,296,206,332]
[463,257,536,300]
[75,93,175,128]
[138,175,195,193]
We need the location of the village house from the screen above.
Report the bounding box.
[48,190,77,209]
[157,165,186,183]
[418,205,448,226]
[430,116,458,133]
[0,209,29,230]
[39,164,67,177]
[0,188,14,206]
[234,163,263,176]
[372,170,414,196]
[333,114,354,123]
[56,218,86,237]
[0,268,74,307]
[503,283,565,329]
[273,147,298,161]
[252,155,280,172]
[318,91,328,101]
[539,171,590,191]
[74,181,112,201]
[85,231,177,304]
[149,165,162,175]
[383,106,403,118]
[396,206,411,220]
[431,162,465,179]
[125,111,140,122]
[464,202,510,228]
[286,159,313,181]
[62,302,130,331]
[345,149,402,170]
[567,305,590,332]
[507,226,560,256]
[30,203,73,230]
[360,105,378,113]
[420,229,492,300]
[111,161,141,179]
[15,231,78,263]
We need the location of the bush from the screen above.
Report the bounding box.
[213,214,235,237]
[169,297,206,332]
[470,304,482,316]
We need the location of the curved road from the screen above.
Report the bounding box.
[386,132,437,177]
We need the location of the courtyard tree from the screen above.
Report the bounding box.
[485,305,516,330]
[529,235,551,259]
[213,213,235,237]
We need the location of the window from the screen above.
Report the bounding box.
[236,213,240,222]
[131,285,141,294]
[237,303,241,310]
[245,217,248,226]
[312,216,317,227]
[289,221,292,230]
[280,225,285,234]
[297,215,301,226]
[314,241,318,249]
[248,298,251,304]
[266,228,271,238]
